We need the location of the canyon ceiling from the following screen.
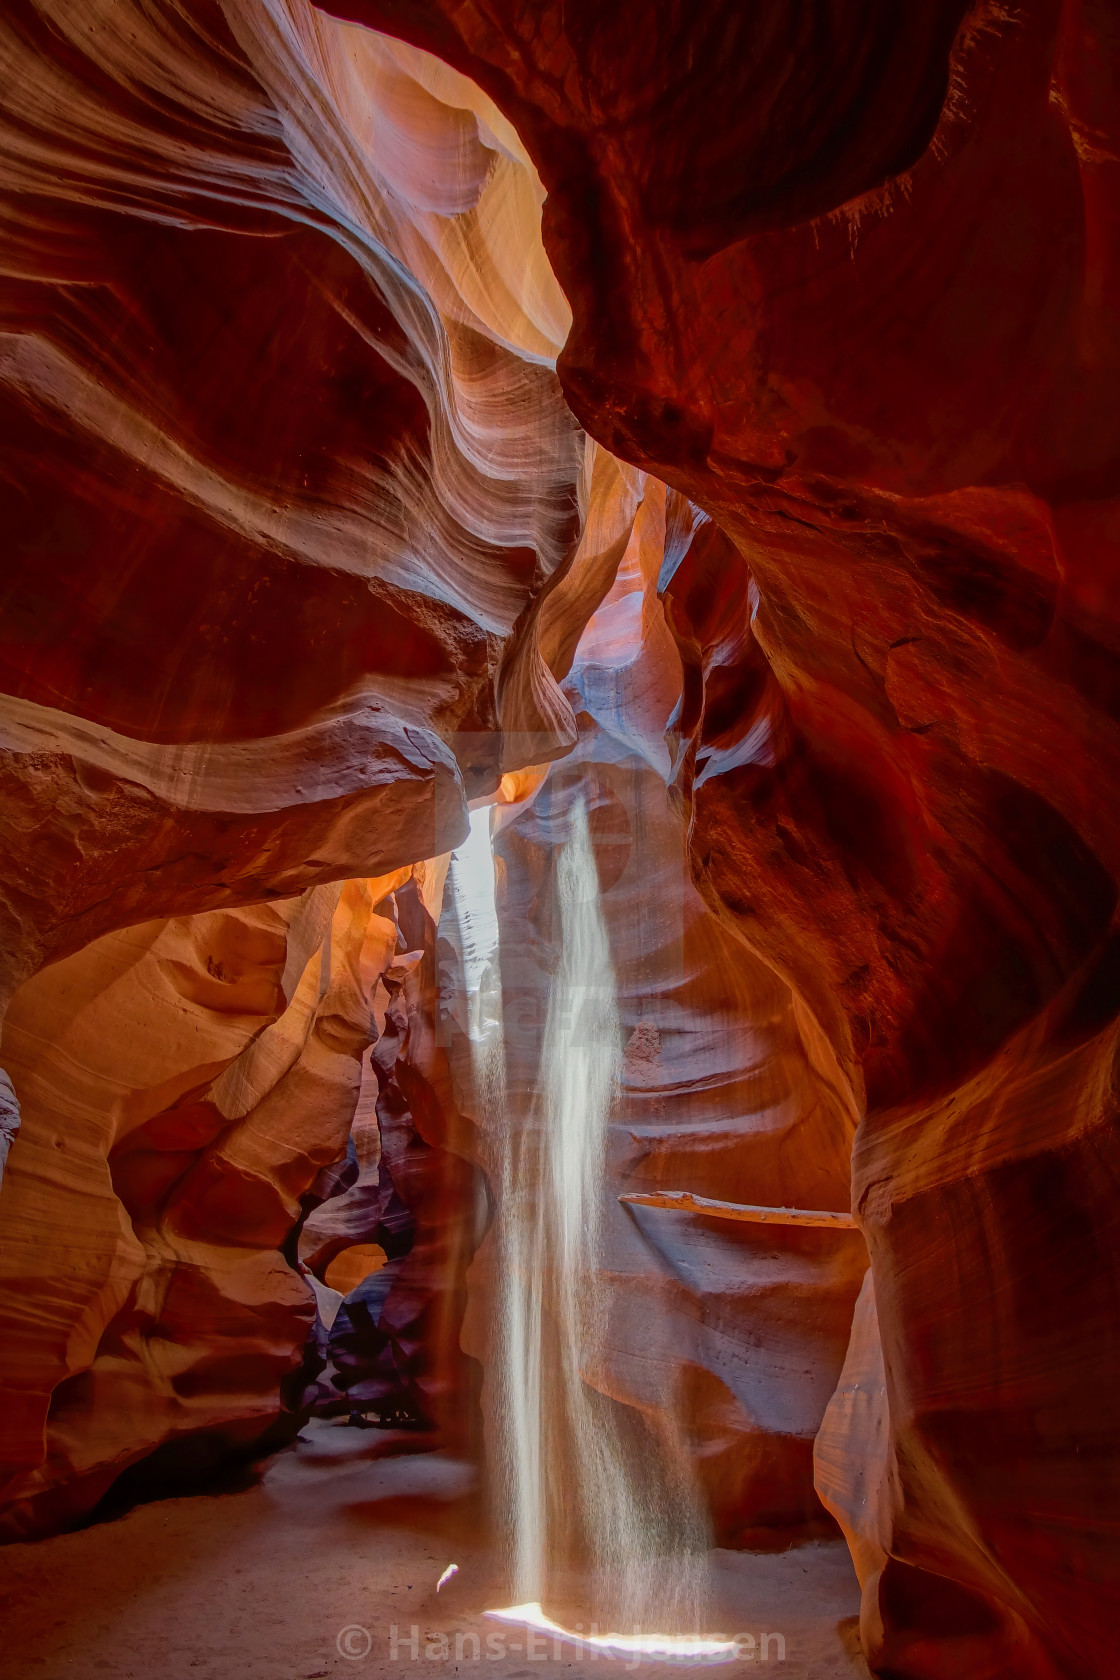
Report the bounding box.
[1,3,1118,1678]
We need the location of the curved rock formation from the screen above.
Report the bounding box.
[318,2,1120,1672]
[455,458,867,1548]
[0,872,413,1536]
[0,2,594,1539]
[298,870,482,1440]
[0,0,590,1005]
[3,4,1119,1675]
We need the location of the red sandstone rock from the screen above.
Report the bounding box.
[2,4,1119,1675]
[0,0,591,1006]
[457,465,867,1546]
[320,2,1120,1671]
[301,872,482,1440]
[0,2,596,1536]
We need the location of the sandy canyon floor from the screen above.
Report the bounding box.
[0,1423,870,1680]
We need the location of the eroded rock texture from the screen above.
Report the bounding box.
[0,872,416,1536]
[0,0,589,1006]
[0,0,593,1540]
[321,1,1119,1673]
[455,458,867,1547]
[2,1,1119,1673]
[297,868,482,1442]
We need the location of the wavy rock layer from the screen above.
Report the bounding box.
[329,2,1120,1674]
[0,0,588,1003]
[2,3,1119,1672]
[0,3,593,1539]
[297,869,482,1440]
[0,1,662,1546]
[0,872,436,1537]
[455,460,866,1547]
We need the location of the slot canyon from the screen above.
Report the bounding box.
[0,2,1118,1677]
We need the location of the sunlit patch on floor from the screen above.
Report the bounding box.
[484,1602,741,1664]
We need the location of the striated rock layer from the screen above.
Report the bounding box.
[0,0,591,1006]
[2,4,1119,1674]
[0,873,386,1534]
[297,867,482,1440]
[0,0,682,1545]
[0,2,597,1539]
[456,461,867,1549]
[0,852,483,1538]
[324,1,1120,1674]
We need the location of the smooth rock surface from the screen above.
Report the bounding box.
[321,2,1120,1671]
[3,4,1119,1674]
[457,470,866,1548]
[0,872,408,1535]
[0,0,594,1002]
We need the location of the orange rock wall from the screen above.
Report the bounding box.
[459,468,867,1545]
[0,875,416,1536]
[0,1,594,1538]
[2,5,1119,1674]
[325,2,1120,1672]
[299,871,482,1442]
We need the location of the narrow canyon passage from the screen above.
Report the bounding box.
[2,3,1119,1678]
[0,687,871,1675]
[0,22,873,1656]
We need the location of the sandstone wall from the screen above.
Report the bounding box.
[0,0,593,1006]
[325,2,1120,1671]
[457,464,867,1547]
[298,869,483,1445]
[0,1,600,1536]
[0,875,397,1534]
[3,5,1119,1671]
